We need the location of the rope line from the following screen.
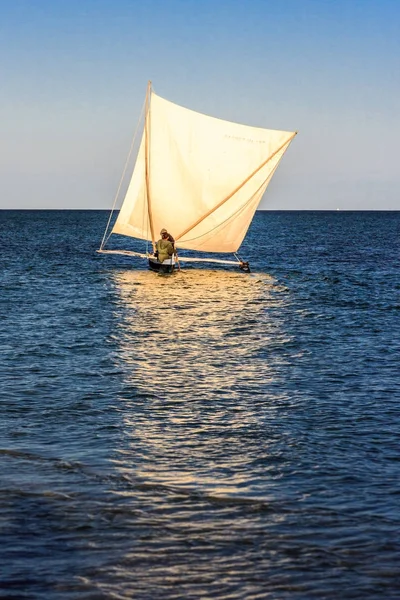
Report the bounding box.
[99,96,147,250]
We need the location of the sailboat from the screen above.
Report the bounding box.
[98,82,296,273]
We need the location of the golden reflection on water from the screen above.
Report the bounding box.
[111,268,289,495]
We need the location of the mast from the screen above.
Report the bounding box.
[144,80,156,252]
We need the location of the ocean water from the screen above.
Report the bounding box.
[1,210,399,600]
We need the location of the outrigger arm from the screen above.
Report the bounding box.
[97,249,250,271]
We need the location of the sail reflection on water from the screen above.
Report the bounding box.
[110,269,291,495]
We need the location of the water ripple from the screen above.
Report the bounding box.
[1,210,399,599]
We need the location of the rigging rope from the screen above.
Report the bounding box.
[99,96,147,250]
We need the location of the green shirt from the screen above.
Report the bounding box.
[156,238,174,262]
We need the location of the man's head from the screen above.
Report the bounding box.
[160,228,168,239]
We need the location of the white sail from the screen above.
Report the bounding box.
[112,91,296,253]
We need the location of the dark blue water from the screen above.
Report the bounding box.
[1,210,399,599]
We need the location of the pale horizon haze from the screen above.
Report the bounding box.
[1,0,399,210]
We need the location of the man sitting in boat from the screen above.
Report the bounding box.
[155,230,175,263]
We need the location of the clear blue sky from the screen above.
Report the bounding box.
[1,0,399,209]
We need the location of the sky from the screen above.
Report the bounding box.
[1,0,399,210]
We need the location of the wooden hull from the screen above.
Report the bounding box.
[148,257,175,274]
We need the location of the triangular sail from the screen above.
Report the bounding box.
[112,91,296,253]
